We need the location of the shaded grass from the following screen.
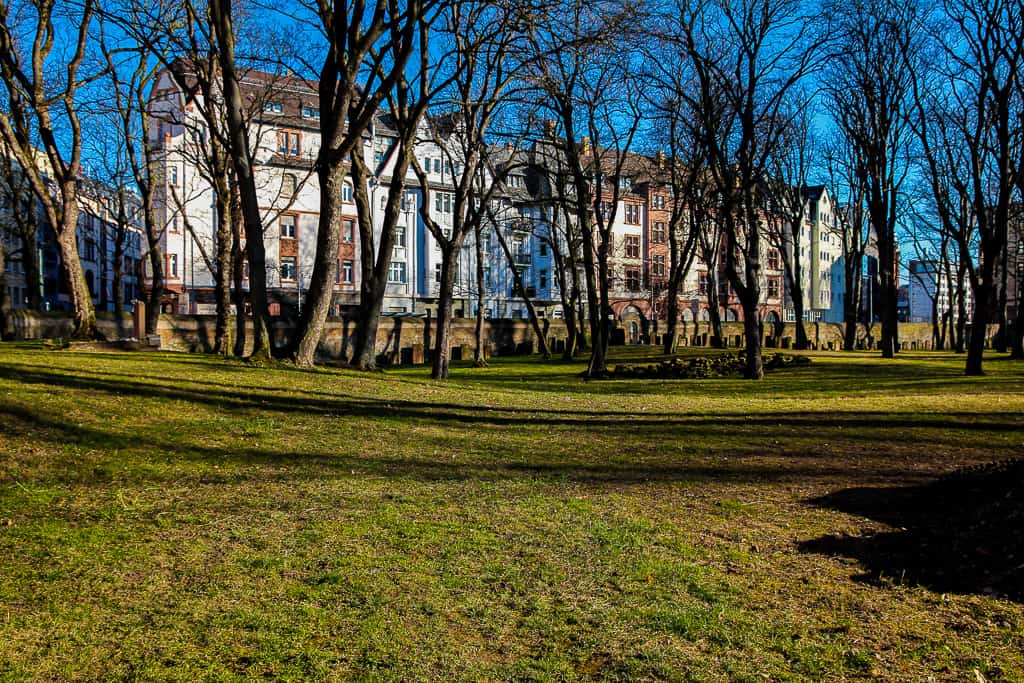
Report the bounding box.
[0,343,1022,681]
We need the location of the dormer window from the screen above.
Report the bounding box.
[302,107,320,119]
[265,102,283,114]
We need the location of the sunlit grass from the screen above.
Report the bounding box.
[0,343,1022,681]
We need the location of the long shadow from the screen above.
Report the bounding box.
[2,363,1023,442]
[800,459,1024,602]
[0,399,945,490]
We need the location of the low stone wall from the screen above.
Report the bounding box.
[3,310,133,341]
[157,314,569,363]
[666,320,998,351]
[4,309,1001,362]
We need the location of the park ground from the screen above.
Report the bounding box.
[0,343,1022,681]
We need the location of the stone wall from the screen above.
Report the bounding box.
[157,314,569,363]
[3,310,133,341]
[665,320,998,351]
[4,309,1000,362]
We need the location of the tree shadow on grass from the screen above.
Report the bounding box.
[800,459,1024,602]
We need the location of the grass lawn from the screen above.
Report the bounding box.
[0,343,1022,681]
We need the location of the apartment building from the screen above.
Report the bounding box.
[791,185,844,323]
[0,157,144,314]
[149,62,558,321]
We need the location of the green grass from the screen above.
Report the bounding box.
[0,343,1022,681]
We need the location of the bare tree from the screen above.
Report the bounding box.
[822,131,870,350]
[208,0,281,359]
[0,0,103,337]
[765,99,816,350]
[272,0,428,368]
[826,0,919,360]
[96,0,178,336]
[525,0,645,377]
[909,0,1024,375]
[410,0,539,379]
[679,0,823,378]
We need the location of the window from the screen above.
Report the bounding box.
[395,224,406,248]
[539,269,548,288]
[652,254,666,278]
[282,173,297,198]
[343,219,354,242]
[698,272,708,295]
[342,259,354,283]
[280,257,297,281]
[767,249,780,270]
[653,194,666,209]
[168,253,179,278]
[343,182,353,202]
[302,107,320,119]
[170,166,178,186]
[624,234,640,258]
[434,192,452,214]
[625,268,641,291]
[265,102,283,114]
[279,214,297,239]
[539,241,548,256]
[625,203,641,224]
[433,158,441,174]
[388,261,406,283]
[652,221,666,243]
[434,263,442,283]
[767,277,780,298]
[278,130,301,156]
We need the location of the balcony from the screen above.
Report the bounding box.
[513,252,531,266]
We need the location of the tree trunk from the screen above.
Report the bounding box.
[842,259,862,351]
[210,0,272,360]
[706,272,724,348]
[877,235,899,358]
[741,298,764,379]
[663,290,679,354]
[791,286,808,350]
[0,237,10,340]
[1011,298,1024,359]
[586,238,610,377]
[112,196,127,338]
[293,163,344,367]
[995,241,1009,352]
[56,201,96,339]
[965,279,991,375]
[432,251,458,380]
[212,185,233,356]
[473,222,487,366]
[18,220,41,311]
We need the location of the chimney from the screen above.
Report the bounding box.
[544,119,556,138]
